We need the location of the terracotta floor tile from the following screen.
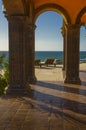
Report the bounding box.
[0,66,86,130]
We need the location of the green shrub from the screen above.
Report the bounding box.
[4,62,9,85]
[0,55,9,95]
[0,54,5,69]
[0,77,7,95]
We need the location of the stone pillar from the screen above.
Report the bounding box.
[64,24,81,84]
[7,16,28,94]
[26,23,36,83]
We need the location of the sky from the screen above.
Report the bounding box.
[0,0,86,51]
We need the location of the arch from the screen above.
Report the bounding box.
[76,7,86,24]
[34,3,71,24]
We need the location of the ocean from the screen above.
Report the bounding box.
[0,51,86,62]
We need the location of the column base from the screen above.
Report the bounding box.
[64,77,81,85]
[6,84,30,95]
[28,76,37,84]
[62,67,65,71]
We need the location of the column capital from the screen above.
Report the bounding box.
[65,23,81,30]
[6,15,28,23]
[28,23,36,31]
[60,25,66,37]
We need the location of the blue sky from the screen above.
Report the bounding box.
[0,0,86,51]
[0,0,8,50]
[35,12,63,51]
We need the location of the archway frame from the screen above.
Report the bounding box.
[33,3,81,85]
[75,7,86,70]
[34,3,71,24]
[76,7,86,25]
[34,3,73,83]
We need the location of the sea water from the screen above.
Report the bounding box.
[0,51,86,62]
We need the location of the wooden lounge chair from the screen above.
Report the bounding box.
[40,58,56,67]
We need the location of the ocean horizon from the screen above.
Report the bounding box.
[0,51,86,62]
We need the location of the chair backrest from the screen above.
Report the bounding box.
[45,58,55,65]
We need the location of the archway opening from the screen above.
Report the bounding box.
[80,13,86,82]
[0,1,8,51]
[0,0,9,74]
[35,11,64,83]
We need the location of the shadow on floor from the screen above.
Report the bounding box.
[36,81,86,96]
[1,80,86,124]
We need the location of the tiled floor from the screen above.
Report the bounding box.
[0,64,86,130]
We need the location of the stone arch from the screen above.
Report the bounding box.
[34,3,81,85]
[4,1,82,95]
[34,3,71,24]
[76,7,86,24]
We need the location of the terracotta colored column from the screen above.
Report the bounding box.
[64,24,81,84]
[7,16,28,94]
